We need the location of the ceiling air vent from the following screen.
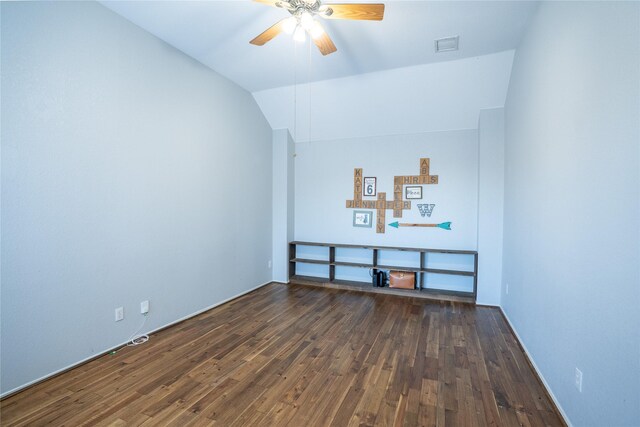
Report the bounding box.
[435,36,459,53]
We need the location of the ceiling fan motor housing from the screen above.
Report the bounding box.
[281,0,329,17]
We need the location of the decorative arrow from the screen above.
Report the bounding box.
[388,221,452,230]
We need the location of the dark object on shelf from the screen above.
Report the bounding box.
[389,271,415,289]
[373,270,387,287]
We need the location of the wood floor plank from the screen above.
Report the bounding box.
[0,283,565,426]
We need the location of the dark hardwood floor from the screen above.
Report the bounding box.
[0,283,564,426]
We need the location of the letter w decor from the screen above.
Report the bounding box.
[345,158,440,234]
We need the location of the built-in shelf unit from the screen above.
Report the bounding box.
[288,241,478,303]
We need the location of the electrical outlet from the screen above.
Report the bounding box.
[115,307,124,322]
[575,368,583,392]
[140,300,149,314]
[268,260,272,269]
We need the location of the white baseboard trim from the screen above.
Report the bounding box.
[0,280,273,399]
[499,307,572,427]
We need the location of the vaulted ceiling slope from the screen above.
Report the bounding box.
[254,50,515,142]
[100,0,538,92]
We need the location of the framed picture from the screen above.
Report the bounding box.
[353,210,373,228]
[363,177,377,196]
[405,186,422,200]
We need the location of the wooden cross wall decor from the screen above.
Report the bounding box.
[345,158,440,234]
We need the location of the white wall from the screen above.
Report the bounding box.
[295,131,478,249]
[272,129,295,283]
[502,2,640,426]
[253,51,515,142]
[1,1,273,395]
[476,108,505,306]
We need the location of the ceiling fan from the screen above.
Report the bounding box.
[250,0,385,56]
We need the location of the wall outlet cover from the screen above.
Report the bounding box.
[140,300,149,314]
[115,307,124,322]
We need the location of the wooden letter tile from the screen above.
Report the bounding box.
[377,209,386,233]
[420,158,430,176]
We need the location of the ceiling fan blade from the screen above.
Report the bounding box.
[253,0,292,8]
[250,19,286,46]
[310,23,337,55]
[322,3,385,21]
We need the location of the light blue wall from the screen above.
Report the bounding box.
[295,131,479,250]
[272,129,295,283]
[477,108,505,306]
[502,1,640,425]
[1,1,273,395]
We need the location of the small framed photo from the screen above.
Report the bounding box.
[353,210,373,228]
[405,186,423,200]
[363,177,377,197]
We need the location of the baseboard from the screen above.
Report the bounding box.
[475,302,500,308]
[0,280,274,400]
[499,307,572,427]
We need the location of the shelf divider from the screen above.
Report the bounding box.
[329,246,336,281]
[419,251,425,290]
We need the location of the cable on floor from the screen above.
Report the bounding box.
[127,313,150,346]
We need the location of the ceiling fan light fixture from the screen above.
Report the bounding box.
[293,25,306,42]
[282,16,297,34]
[309,21,325,39]
[299,12,314,30]
[250,0,385,55]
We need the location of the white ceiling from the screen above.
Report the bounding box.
[101,0,538,92]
